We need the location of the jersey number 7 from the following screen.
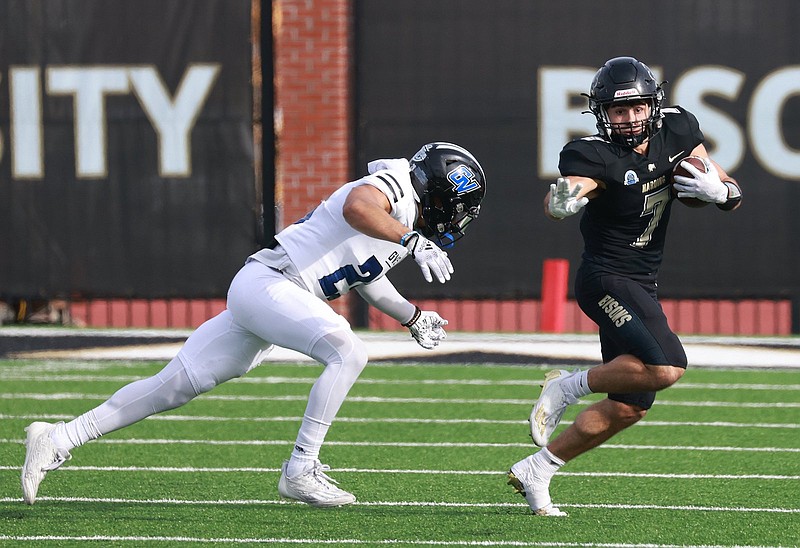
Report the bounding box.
[632,186,670,248]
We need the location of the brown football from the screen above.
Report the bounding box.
[671,155,711,208]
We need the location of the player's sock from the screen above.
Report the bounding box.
[50,412,102,452]
[286,453,317,477]
[530,447,565,509]
[534,446,565,482]
[286,414,331,477]
[561,370,592,398]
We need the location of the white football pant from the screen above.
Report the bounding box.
[58,260,369,462]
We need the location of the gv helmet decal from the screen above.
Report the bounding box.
[447,165,481,195]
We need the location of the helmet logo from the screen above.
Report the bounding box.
[614,88,639,99]
[412,145,433,162]
[447,165,480,195]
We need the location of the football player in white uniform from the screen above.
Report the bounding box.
[21,142,487,508]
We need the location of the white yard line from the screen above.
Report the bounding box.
[0,533,793,547]
[0,496,797,516]
[2,392,800,408]
[2,372,799,391]
[1,437,799,452]
[1,464,798,480]
[1,413,798,429]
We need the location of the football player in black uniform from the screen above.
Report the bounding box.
[508,56,742,516]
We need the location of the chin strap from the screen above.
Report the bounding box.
[434,233,456,249]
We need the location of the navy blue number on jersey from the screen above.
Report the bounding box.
[319,256,383,299]
[293,207,318,225]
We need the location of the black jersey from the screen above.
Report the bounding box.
[558,106,704,281]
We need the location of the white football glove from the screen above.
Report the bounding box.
[673,159,728,204]
[549,177,589,219]
[401,231,453,283]
[402,307,448,349]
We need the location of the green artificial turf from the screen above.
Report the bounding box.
[1,356,798,547]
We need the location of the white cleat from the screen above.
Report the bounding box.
[507,456,568,517]
[529,369,578,447]
[532,503,569,517]
[278,460,356,508]
[21,422,72,505]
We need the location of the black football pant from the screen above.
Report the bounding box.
[575,262,687,410]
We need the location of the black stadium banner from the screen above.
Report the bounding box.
[0,0,254,300]
[354,0,800,301]
[3,0,799,307]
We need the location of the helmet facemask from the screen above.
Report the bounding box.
[591,96,663,147]
[418,192,481,248]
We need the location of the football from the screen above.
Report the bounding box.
[671,155,710,208]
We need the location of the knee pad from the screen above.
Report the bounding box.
[310,330,369,380]
[177,351,233,395]
[154,360,201,409]
[178,311,272,394]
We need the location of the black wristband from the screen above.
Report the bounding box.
[716,180,742,211]
[401,306,421,327]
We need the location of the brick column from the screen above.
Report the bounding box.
[274,0,352,317]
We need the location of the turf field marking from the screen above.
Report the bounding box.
[1,464,797,481]
[3,372,799,392]
[3,392,800,408]
[675,382,800,390]
[0,361,149,373]
[2,437,799,452]
[0,535,793,547]
[0,496,797,515]
[1,413,798,429]
[0,536,793,547]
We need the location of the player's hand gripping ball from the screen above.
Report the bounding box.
[671,156,712,208]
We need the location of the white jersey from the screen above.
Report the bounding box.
[249,158,418,300]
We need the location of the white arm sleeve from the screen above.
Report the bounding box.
[356,276,416,324]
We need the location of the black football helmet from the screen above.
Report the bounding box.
[587,56,665,147]
[409,142,486,248]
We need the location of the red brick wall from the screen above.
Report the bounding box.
[274,0,352,316]
[59,296,792,336]
[274,0,352,228]
[367,299,794,337]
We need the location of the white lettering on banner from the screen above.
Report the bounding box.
[672,66,746,173]
[539,65,800,181]
[10,67,43,178]
[129,65,220,177]
[538,67,597,175]
[47,66,131,178]
[0,64,220,180]
[749,67,800,179]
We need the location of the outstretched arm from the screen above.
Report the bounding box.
[544,176,599,220]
